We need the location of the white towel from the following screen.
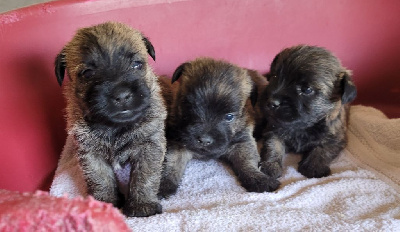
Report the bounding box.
[50,106,400,231]
[49,135,87,197]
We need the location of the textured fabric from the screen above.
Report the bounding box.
[50,105,400,231]
[346,105,400,192]
[0,190,130,231]
[50,135,87,197]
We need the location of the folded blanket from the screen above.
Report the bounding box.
[345,105,400,192]
[50,105,400,231]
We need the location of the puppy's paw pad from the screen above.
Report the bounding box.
[242,175,281,193]
[123,202,162,217]
[259,161,282,179]
[298,163,331,178]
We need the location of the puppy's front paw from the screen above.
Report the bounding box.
[298,162,331,178]
[259,161,282,179]
[122,201,162,217]
[241,174,280,193]
[158,178,179,199]
[90,190,123,208]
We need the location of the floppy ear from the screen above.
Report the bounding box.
[265,53,281,81]
[340,71,357,104]
[54,50,66,86]
[171,62,189,84]
[246,69,263,107]
[264,73,273,81]
[250,81,258,107]
[142,36,156,61]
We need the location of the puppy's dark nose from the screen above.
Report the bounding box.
[113,88,133,105]
[268,99,281,109]
[197,135,214,147]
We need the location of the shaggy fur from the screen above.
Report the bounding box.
[54,22,166,217]
[158,58,280,198]
[257,45,357,182]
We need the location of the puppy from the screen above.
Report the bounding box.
[158,58,280,198]
[54,22,166,217]
[257,45,357,181]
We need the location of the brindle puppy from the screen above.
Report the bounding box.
[158,58,280,198]
[257,45,357,182]
[54,22,166,217]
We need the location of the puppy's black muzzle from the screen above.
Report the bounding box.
[196,134,214,147]
[112,87,134,108]
[267,99,281,109]
[179,126,228,159]
[108,84,151,124]
[264,97,299,125]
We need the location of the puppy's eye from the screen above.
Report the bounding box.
[224,113,235,122]
[132,61,143,70]
[300,86,314,95]
[79,69,95,79]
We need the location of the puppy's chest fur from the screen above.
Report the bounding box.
[73,123,145,167]
[273,119,329,153]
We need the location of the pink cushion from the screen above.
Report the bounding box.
[0,190,130,231]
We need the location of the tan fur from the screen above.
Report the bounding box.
[55,22,166,217]
[257,45,357,181]
[158,58,280,197]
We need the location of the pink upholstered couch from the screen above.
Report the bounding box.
[0,0,399,192]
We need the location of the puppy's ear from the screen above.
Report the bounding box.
[246,69,263,107]
[250,81,258,107]
[340,71,357,104]
[265,73,273,81]
[55,50,66,86]
[265,52,281,81]
[171,62,189,84]
[142,36,156,61]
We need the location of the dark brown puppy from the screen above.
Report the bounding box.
[257,45,357,182]
[54,22,166,217]
[158,58,280,198]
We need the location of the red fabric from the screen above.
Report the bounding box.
[0,190,130,231]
